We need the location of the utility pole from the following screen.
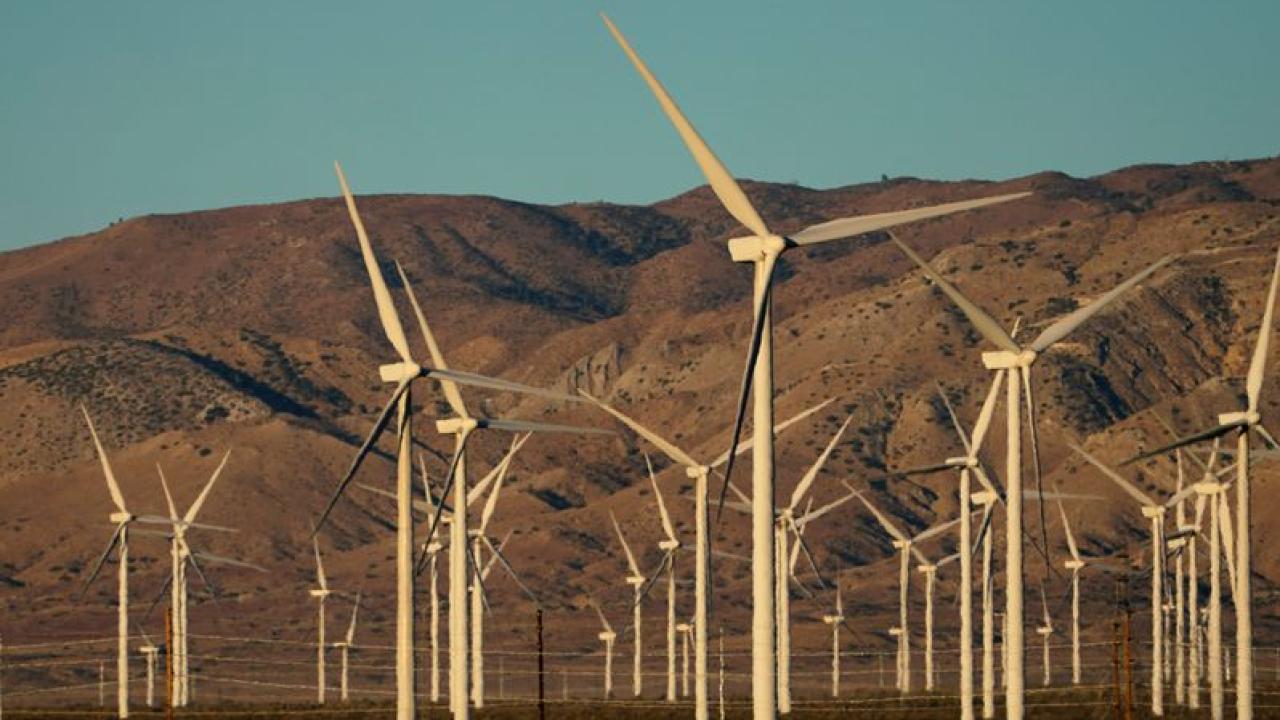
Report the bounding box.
[536,609,545,720]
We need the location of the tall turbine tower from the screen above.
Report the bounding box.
[822,585,845,698]
[890,233,1172,716]
[598,15,1030,717]
[1125,243,1280,720]
[1056,501,1085,685]
[334,592,360,702]
[592,602,617,700]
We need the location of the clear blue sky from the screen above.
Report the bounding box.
[2,1,1277,250]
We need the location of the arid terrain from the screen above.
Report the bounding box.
[2,155,1280,706]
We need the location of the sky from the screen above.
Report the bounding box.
[1,1,1277,251]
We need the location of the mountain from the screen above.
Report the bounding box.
[3,156,1279,697]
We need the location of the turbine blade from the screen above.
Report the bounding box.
[467,433,531,507]
[797,491,856,525]
[716,252,778,523]
[635,550,672,607]
[479,435,526,533]
[423,432,472,555]
[478,417,611,436]
[396,260,468,417]
[185,550,220,602]
[1247,244,1280,413]
[335,162,412,362]
[81,406,127,514]
[647,453,678,543]
[789,415,853,511]
[1255,423,1280,450]
[156,464,179,521]
[485,535,542,607]
[610,510,643,578]
[346,591,361,643]
[936,382,973,455]
[888,233,1019,353]
[79,523,124,600]
[580,391,699,468]
[463,540,491,614]
[708,397,834,469]
[184,449,232,524]
[889,462,956,478]
[1069,442,1158,507]
[359,481,437,515]
[1057,499,1081,562]
[853,492,909,544]
[314,537,328,592]
[1021,369,1052,579]
[427,367,582,404]
[143,571,174,621]
[968,371,1006,456]
[912,515,964,544]
[590,597,614,635]
[599,13,769,239]
[1121,423,1237,466]
[790,192,1031,246]
[1219,494,1237,592]
[1030,254,1174,352]
[313,379,411,535]
[192,552,265,573]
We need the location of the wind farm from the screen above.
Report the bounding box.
[4,4,1280,720]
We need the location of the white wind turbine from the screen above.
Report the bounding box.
[1056,500,1086,685]
[598,14,1031,716]
[1070,442,1174,716]
[316,164,598,720]
[610,511,647,699]
[648,455,681,704]
[154,454,250,708]
[137,631,158,709]
[1035,584,1054,687]
[677,618,693,698]
[333,592,360,702]
[582,392,831,720]
[591,601,617,700]
[79,407,169,720]
[916,549,961,692]
[854,492,962,694]
[822,584,845,698]
[891,234,1172,716]
[1124,243,1280,720]
[312,539,332,705]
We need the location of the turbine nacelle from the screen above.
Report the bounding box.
[659,539,680,551]
[1193,481,1226,496]
[944,456,972,468]
[379,361,422,384]
[727,234,790,263]
[971,490,998,506]
[981,349,1037,370]
[1218,410,1260,427]
[823,615,844,624]
[310,589,331,599]
[1036,626,1053,636]
[685,465,709,479]
[109,511,132,524]
[1140,505,1164,519]
[1064,559,1085,571]
[917,564,937,574]
[436,417,479,435]
[626,576,645,587]
[599,631,617,642]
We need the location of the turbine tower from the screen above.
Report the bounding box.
[1125,242,1280,720]
[822,585,845,698]
[592,601,617,700]
[1035,584,1053,687]
[1056,501,1085,685]
[890,233,1172,717]
[598,15,1030,717]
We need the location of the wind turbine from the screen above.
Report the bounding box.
[890,233,1172,716]
[137,631,158,709]
[154,454,249,708]
[312,539,332,705]
[1071,442,1174,716]
[854,492,962,694]
[1056,500,1086,685]
[917,550,961,692]
[316,164,596,720]
[677,619,692,698]
[333,592,360,702]
[646,454,682,704]
[591,601,617,700]
[822,584,845,698]
[1124,243,1280,720]
[80,407,168,720]
[610,511,646,699]
[598,14,1031,717]
[974,490,998,719]
[582,392,831,720]
[1035,584,1054,687]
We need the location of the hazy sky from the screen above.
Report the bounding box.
[2,1,1277,250]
